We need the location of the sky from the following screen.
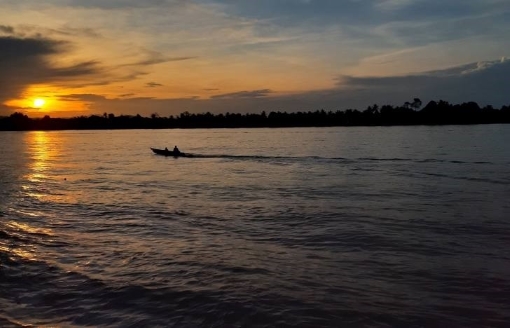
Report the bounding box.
[0,0,509,117]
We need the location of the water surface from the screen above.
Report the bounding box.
[1,126,510,327]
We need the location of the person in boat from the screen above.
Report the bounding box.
[165,147,169,153]
[173,146,181,154]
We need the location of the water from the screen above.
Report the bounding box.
[1,125,510,327]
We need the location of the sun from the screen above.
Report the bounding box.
[33,98,46,108]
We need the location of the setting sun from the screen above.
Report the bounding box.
[33,98,46,108]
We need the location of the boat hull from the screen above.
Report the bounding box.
[150,148,193,157]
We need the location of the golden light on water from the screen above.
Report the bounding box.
[0,244,37,261]
[22,131,78,204]
[23,131,54,196]
[0,220,56,262]
[7,220,54,237]
[0,220,49,262]
[28,131,52,172]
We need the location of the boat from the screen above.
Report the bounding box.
[150,148,193,157]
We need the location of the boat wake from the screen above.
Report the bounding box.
[190,154,315,159]
[179,154,499,165]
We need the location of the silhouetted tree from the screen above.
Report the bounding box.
[1,100,510,131]
[411,98,422,110]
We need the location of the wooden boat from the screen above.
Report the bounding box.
[150,148,193,157]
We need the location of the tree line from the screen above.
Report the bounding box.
[1,99,510,131]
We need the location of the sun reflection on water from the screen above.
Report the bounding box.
[26,131,54,178]
[0,244,37,261]
[21,131,77,203]
[6,220,54,237]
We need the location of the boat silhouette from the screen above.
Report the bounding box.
[150,148,193,157]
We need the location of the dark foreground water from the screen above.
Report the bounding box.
[1,126,510,327]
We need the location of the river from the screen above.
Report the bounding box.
[1,125,509,327]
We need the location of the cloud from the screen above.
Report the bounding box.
[51,27,103,38]
[213,0,377,26]
[211,89,272,99]
[76,58,510,117]
[65,0,183,10]
[330,58,510,107]
[0,24,105,42]
[375,0,415,11]
[54,61,100,77]
[146,82,163,88]
[0,25,15,34]
[122,51,196,67]
[0,33,188,110]
[0,36,63,59]
[0,36,105,105]
[57,93,108,102]
[153,60,510,115]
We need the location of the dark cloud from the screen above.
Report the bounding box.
[50,27,103,38]
[61,70,151,89]
[0,36,62,101]
[124,54,196,67]
[0,25,14,34]
[3,25,104,39]
[58,94,108,102]
[332,58,510,107]
[211,89,272,99]
[0,36,103,108]
[125,97,156,101]
[0,35,157,97]
[53,61,100,77]
[146,82,163,88]
[0,36,64,60]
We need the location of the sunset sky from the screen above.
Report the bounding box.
[1,0,509,117]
